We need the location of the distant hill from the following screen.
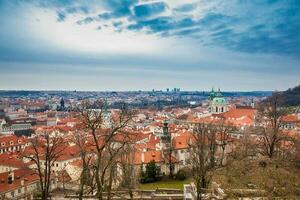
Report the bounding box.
[280,85,300,106]
[267,85,300,107]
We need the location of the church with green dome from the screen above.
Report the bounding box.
[208,88,228,114]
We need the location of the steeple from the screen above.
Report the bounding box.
[102,100,111,128]
[163,117,168,135]
[216,88,222,97]
[161,116,171,143]
[209,87,216,100]
[103,100,109,116]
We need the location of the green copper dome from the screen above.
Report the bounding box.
[212,97,227,105]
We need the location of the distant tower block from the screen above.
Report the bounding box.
[208,88,227,114]
[251,98,255,108]
[60,98,65,109]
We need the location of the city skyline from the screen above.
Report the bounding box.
[0,0,299,91]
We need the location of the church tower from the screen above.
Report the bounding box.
[160,117,174,177]
[161,118,171,145]
[102,101,111,128]
[208,88,227,114]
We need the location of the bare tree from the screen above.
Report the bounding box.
[292,139,300,169]
[257,93,289,158]
[118,143,137,200]
[22,132,66,200]
[75,100,134,200]
[73,131,94,200]
[228,127,258,161]
[216,121,235,166]
[104,136,130,200]
[189,123,219,200]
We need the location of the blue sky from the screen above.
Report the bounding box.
[0,0,299,91]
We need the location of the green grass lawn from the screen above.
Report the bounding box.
[138,178,192,190]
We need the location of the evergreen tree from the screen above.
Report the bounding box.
[142,160,158,183]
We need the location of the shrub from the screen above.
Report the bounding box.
[140,160,158,183]
[176,169,187,180]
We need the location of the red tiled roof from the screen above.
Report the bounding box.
[281,114,299,123]
[221,108,256,120]
[134,151,162,164]
[173,134,192,149]
[0,153,28,168]
[0,135,27,149]
[0,169,39,193]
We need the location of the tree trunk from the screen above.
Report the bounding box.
[78,172,84,200]
[196,181,202,200]
[129,189,133,200]
[107,169,113,200]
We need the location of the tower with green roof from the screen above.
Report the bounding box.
[208,88,227,114]
[102,100,111,127]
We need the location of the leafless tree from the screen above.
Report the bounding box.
[189,123,219,200]
[216,121,235,166]
[73,131,94,200]
[118,143,137,200]
[75,100,134,200]
[22,132,66,200]
[292,139,300,169]
[257,93,289,158]
[104,136,130,200]
[226,127,259,165]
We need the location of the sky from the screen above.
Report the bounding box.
[0,0,299,91]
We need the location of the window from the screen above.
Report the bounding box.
[11,191,14,197]
[1,142,5,147]
[18,188,21,194]
[56,163,58,167]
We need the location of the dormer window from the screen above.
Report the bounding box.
[10,141,13,145]
[1,142,5,147]
[18,139,22,144]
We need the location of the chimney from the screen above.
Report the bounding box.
[21,178,24,186]
[141,152,145,163]
[7,169,14,184]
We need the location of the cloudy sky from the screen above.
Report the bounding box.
[0,0,299,91]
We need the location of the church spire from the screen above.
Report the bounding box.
[216,88,222,97]
[209,87,216,100]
